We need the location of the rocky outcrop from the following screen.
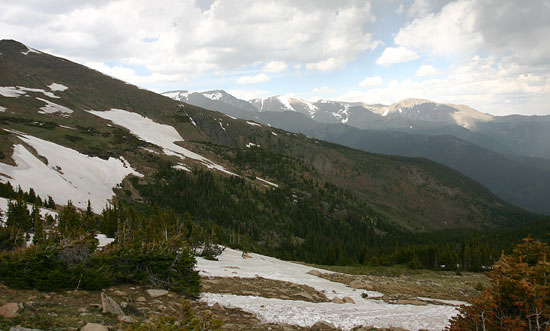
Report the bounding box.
[348,280,373,291]
[0,302,19,318]
[145,289,169,298]
[80,323,109,331]
[101,292,124,315]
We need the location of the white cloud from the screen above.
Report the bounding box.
[338,55,550,116]
[226,89,268,100]
[395,0,550,64]
[416,64,440,77]
[359,75,383,87]
[0,0,380,78]
[236,73,270,84]
[376,47,419,66]
[312,86,335,94]
[306,57,347,71]
[262,61,288,73]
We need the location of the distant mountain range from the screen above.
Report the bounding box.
[163,90,550,215]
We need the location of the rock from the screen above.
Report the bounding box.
[80,323,109,331]
[118,315,137,323]
[331,297,345,304]
[212,302,225,312]
[348,280,373,291]
[307,270,322,277]
[396,299,427,306]
[0,303,19,318]
[113,290,127,297]
[136,296,146,302]
[146,289,169,298]
[296,291,313,300]
[9,327,42,331]
[311,321,337,330]
[78,307,88,313]
[342,296,355,304]
[101,292,124,315]
[120,301,128,309]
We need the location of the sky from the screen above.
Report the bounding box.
[1,0,549,116]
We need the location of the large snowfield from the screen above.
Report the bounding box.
[87,109,237,176]
[0,131,141,211]
[197,248,461,330]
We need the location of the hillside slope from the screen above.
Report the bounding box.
[0,40,538,265]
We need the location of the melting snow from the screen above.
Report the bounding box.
[95,234,115,248]
[276,95,295,111]
[0,197,58,226]
[246,142,260,148]
[36,97,73,115]
[173,163,192,172]
[0,86,26,98]
[47,83,68,92]
[217,119,226,131]
[197,248,460,331]
[87,109,237,176]
[0,106,6,112]
[246,121,261,127]
[256,177,278,188]
[203,91,223,101]
[0,86,59,99]
[0,131,142,211]
[21,48,41,55]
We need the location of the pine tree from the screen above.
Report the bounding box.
[32,204,44,245]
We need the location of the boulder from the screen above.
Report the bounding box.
[113,290,127,297]
[396,299,427,306]
[296,291,313,301]
[118,315,137,323]
[9,327,42,331]
[342,296,355,304]
[101,292,124,315]
[212,302,225,312]
[146,289,169,298]
[331,297,345,304]
[307,270,322,277]
[348,280,373,291]
[136,296,147,302]
[81,323,109,331]
[311,321,337,330]
[0,302,19,318]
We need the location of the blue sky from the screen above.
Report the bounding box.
[1,0,549,115]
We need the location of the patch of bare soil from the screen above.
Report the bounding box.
[201,276,330,303]
[316,271,488,302]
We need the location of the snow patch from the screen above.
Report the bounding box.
[276,95,295,111]
[0,197,58,226]
[271,131,278,136]
[0,86,59,99]
[0,86,26,98]
[226,114,237,120]
[163,91,190,100]
[381,109,389,117]
[217,119,226,131]
[246,121,261,127]
[173,163,192,172]
[197,248,460,331]
[0,131,142,211]
[203,91,223,101]
[95,234,115,248]
[0,106,6,112]
[256,177,278,188]
[21,48,41,55]
[87,109,237,176]
[36,97,73,115]
[47,83,68,92]
[246,142,260,148]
